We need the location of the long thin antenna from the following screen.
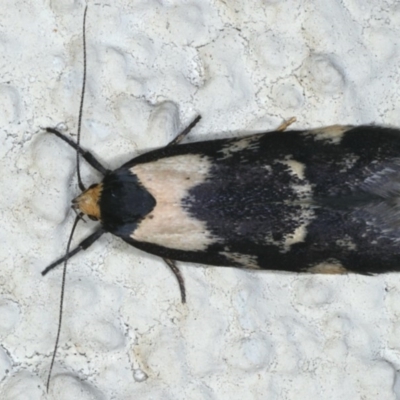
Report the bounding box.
[76,5,88,192]
[46,213,82,392]
[46,6,89,391]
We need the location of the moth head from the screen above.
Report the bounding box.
[72,183,103,221]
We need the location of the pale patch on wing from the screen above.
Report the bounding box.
[265,213,312,252]
[266,158,314,251]
[307,261,348,274]
[304,125,353,144]
[291,183,313,197]
[131,154,218,251]
[276,158,306,180]
[220,251,260,269]
[219,134,261,159]
[282,224,308,249]
[279,203,314,252]
[337,153,359,173]
[336,235,357,251]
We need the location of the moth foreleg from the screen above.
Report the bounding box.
[41,229,105,275]
[164,258,186,303]
[45,127,109,175]
[167,115,201,147]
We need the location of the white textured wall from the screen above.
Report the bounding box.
[1,0,400,399]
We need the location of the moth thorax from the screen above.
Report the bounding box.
[73,183,103,221]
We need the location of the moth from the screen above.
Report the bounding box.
[46,121,400,283]
[43,5,400,392]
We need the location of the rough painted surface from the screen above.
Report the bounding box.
[1,0,400,399]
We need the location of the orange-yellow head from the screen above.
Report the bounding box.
[72,183,103,221]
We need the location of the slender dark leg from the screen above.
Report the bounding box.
[42,228,105,275]
[167,115,202,147]
[45,128,109,175]
[164,258,186,303]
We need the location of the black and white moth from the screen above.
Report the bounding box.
[46,122,400,280]
[42,4,400,392]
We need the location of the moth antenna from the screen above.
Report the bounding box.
[76,5,88,192]
[46,6,89,390]
[46,212,83,392]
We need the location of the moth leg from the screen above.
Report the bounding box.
[167,115,202,147]
[41,229,105,275]
[276,116,297,132]
[164,258,186,303]
[45,127,109,175]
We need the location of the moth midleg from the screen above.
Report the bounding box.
[45,127,108,175]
